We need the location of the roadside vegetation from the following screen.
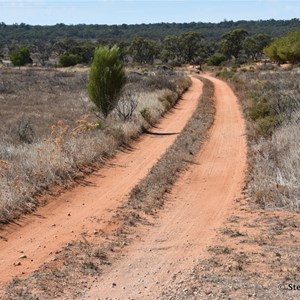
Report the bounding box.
[217,66,300,212]
[162,64,300,300]
[2,77,215,300]
[1,17,300,299]
[0,65,191,224]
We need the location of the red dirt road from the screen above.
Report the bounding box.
[86,75,247,299]
[0,78,203,286]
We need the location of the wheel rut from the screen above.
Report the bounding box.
[86,74,247,299]
[0,78,203,287]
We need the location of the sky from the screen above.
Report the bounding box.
[0,0,299,25]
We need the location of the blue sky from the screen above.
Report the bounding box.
[0,0,299,25]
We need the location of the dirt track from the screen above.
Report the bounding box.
[86,74,247,299]
[0,78,202,286]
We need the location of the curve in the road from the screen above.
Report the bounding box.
[86,74,247,299]
[0,77,203,286]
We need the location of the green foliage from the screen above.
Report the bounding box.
[162,32,208,64]
[179,32,202,64]
[109,127,125,141]
[2,21,299,68]
[10,47,32,67]
[216,68,236,80]
[117,41,130,63]
[59,54,82,67]
[162,35,181,62]
[71,43,95,64]
[54,38,95,64]
[207,53,226,66]
[264,29,300,63]
[248,101,271,120]
[159,91,177,110]
[242,37,258,60]
[220,28,248,58]
[140,108,152,125]
[129,37,159,64]
[241,34,271,61]
[88,46,126,118]
[53,38,78,55]
[256,115,284,136]
[1,20,299,45]
[245,82,291,137]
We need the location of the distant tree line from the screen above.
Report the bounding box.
[2,28,273,67]
[0,19,299,44]
[1,19,299,67]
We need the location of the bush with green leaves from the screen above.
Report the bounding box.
[248,101,271,120]
[140,108,152,125]
[264,29,300,63]
[10,48,32,67]
[88,46,126,118]
[207,53,226,66]
[59,54,82,67]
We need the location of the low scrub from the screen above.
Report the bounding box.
[0,67,191,224]
[227,67,300,211]
[59,54,82,67]
[2,77,215,299]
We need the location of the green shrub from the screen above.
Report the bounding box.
[207,53,227,66]
[264,29,300,63]
[216,68,236,80]
[88,46,126,118]
[140,108,152,125]
[10,48,32,67]
[159,91,177,111]
[256,115,284,136]
[59,54,82,67]
[248,102,271,120]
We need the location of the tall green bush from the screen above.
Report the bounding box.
[264,29,300,63]
[88,46,126,118]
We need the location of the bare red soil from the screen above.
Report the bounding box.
[86,75,247,299]
[0,78,203,287]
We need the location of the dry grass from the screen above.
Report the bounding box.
[162,66,300,300]
[0,66,191,224]
[2,77,215,300]
[218,66,300,212]
[250,123,300,211]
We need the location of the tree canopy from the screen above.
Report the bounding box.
[220,28,248,59]
[264,29,300,63]
[0,19,299,47]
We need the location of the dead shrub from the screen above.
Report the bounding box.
[115,90,138,121]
